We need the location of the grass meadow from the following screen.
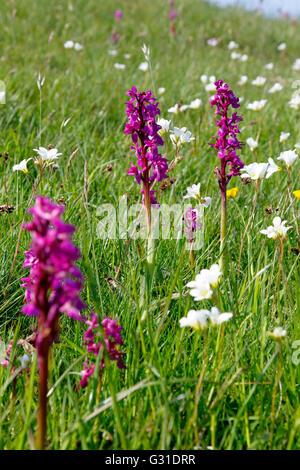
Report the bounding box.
[0,0,300,451]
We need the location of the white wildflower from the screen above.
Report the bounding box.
[241,162,268,180]
[292,58,300,71]
[138,61,148,71]
[277,43,286,51]
[205,82,216,92]
[246,100,267,111]
[183,183,211,207]
[279,132,290,143]
[12,158,32,173]
[231,52,241,60]
[170,127,195,147]
[251,76,266,87]
[240,54,248,62]
[189,98,202,109]
[246,137,258,151]
[269,83,283,94]
[238,75,248,86]
[33,147,62,164]
[64,40,74,49]
[157,118,171,134]
[74,42,83,51]
[228,41,239,50]
[207,38,218,47]
[179,310,208,330]
[207,307,233,326]
[114,63,126,70]
[277,149,298,167]
[269,327,287,341]
[289,94,300,110]
[186,264,222,302]
[260,216,291,239]
[266,158,280,178]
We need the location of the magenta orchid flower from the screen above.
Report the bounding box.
[210,80,244,273]
[114,10,123,20]
[124,86,168,217]
[80,312,126,389]
[22,196,86,449]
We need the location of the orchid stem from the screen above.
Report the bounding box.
[143,178,154,286]
[36,348,49,450]
[220,189,227,276]
[189,241,195,270]
[192,331,208,445]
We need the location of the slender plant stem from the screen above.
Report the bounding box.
[272,240,284,318]
[192,332,208,444]
[189,240,195,270]
[270,344,282,447]
[142,159,154,287]
[220,189,227,275]
[115,205,144,280]
[36,347,49,450]
[238,179,259,273]
[4,156,8,206]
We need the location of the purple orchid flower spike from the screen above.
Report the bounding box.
[22,196,86,449]
[210,80,244,274]
[124,86,168,220]
[124,86,168,277]
[80,312,126,389]
[114,10,123,20]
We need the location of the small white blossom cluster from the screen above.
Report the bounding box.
[268,83,283,94]
[260,217,291,240]
[64,40,83,51]
[180,307,233,330]
[13,147,62,173]
[207,38,218,47]
[277,149,298,167]
[231,52,248,62]
[228,41,239,50]
[241,149,298,183]
[269,327,287,341]
[183,183,211,208]
[179,265,233,331]
[289,94,300,110]
[238,75,248,86]
[277,43,286,51]
[246,99,267,111]
[246,137,258,152]
[156,118,195,149]
[292,58,300,71]
[241,159,279,180]
[201,75,217,92]
[168,98,202,114]
[251,76,266,87]
[169,126,195,148]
